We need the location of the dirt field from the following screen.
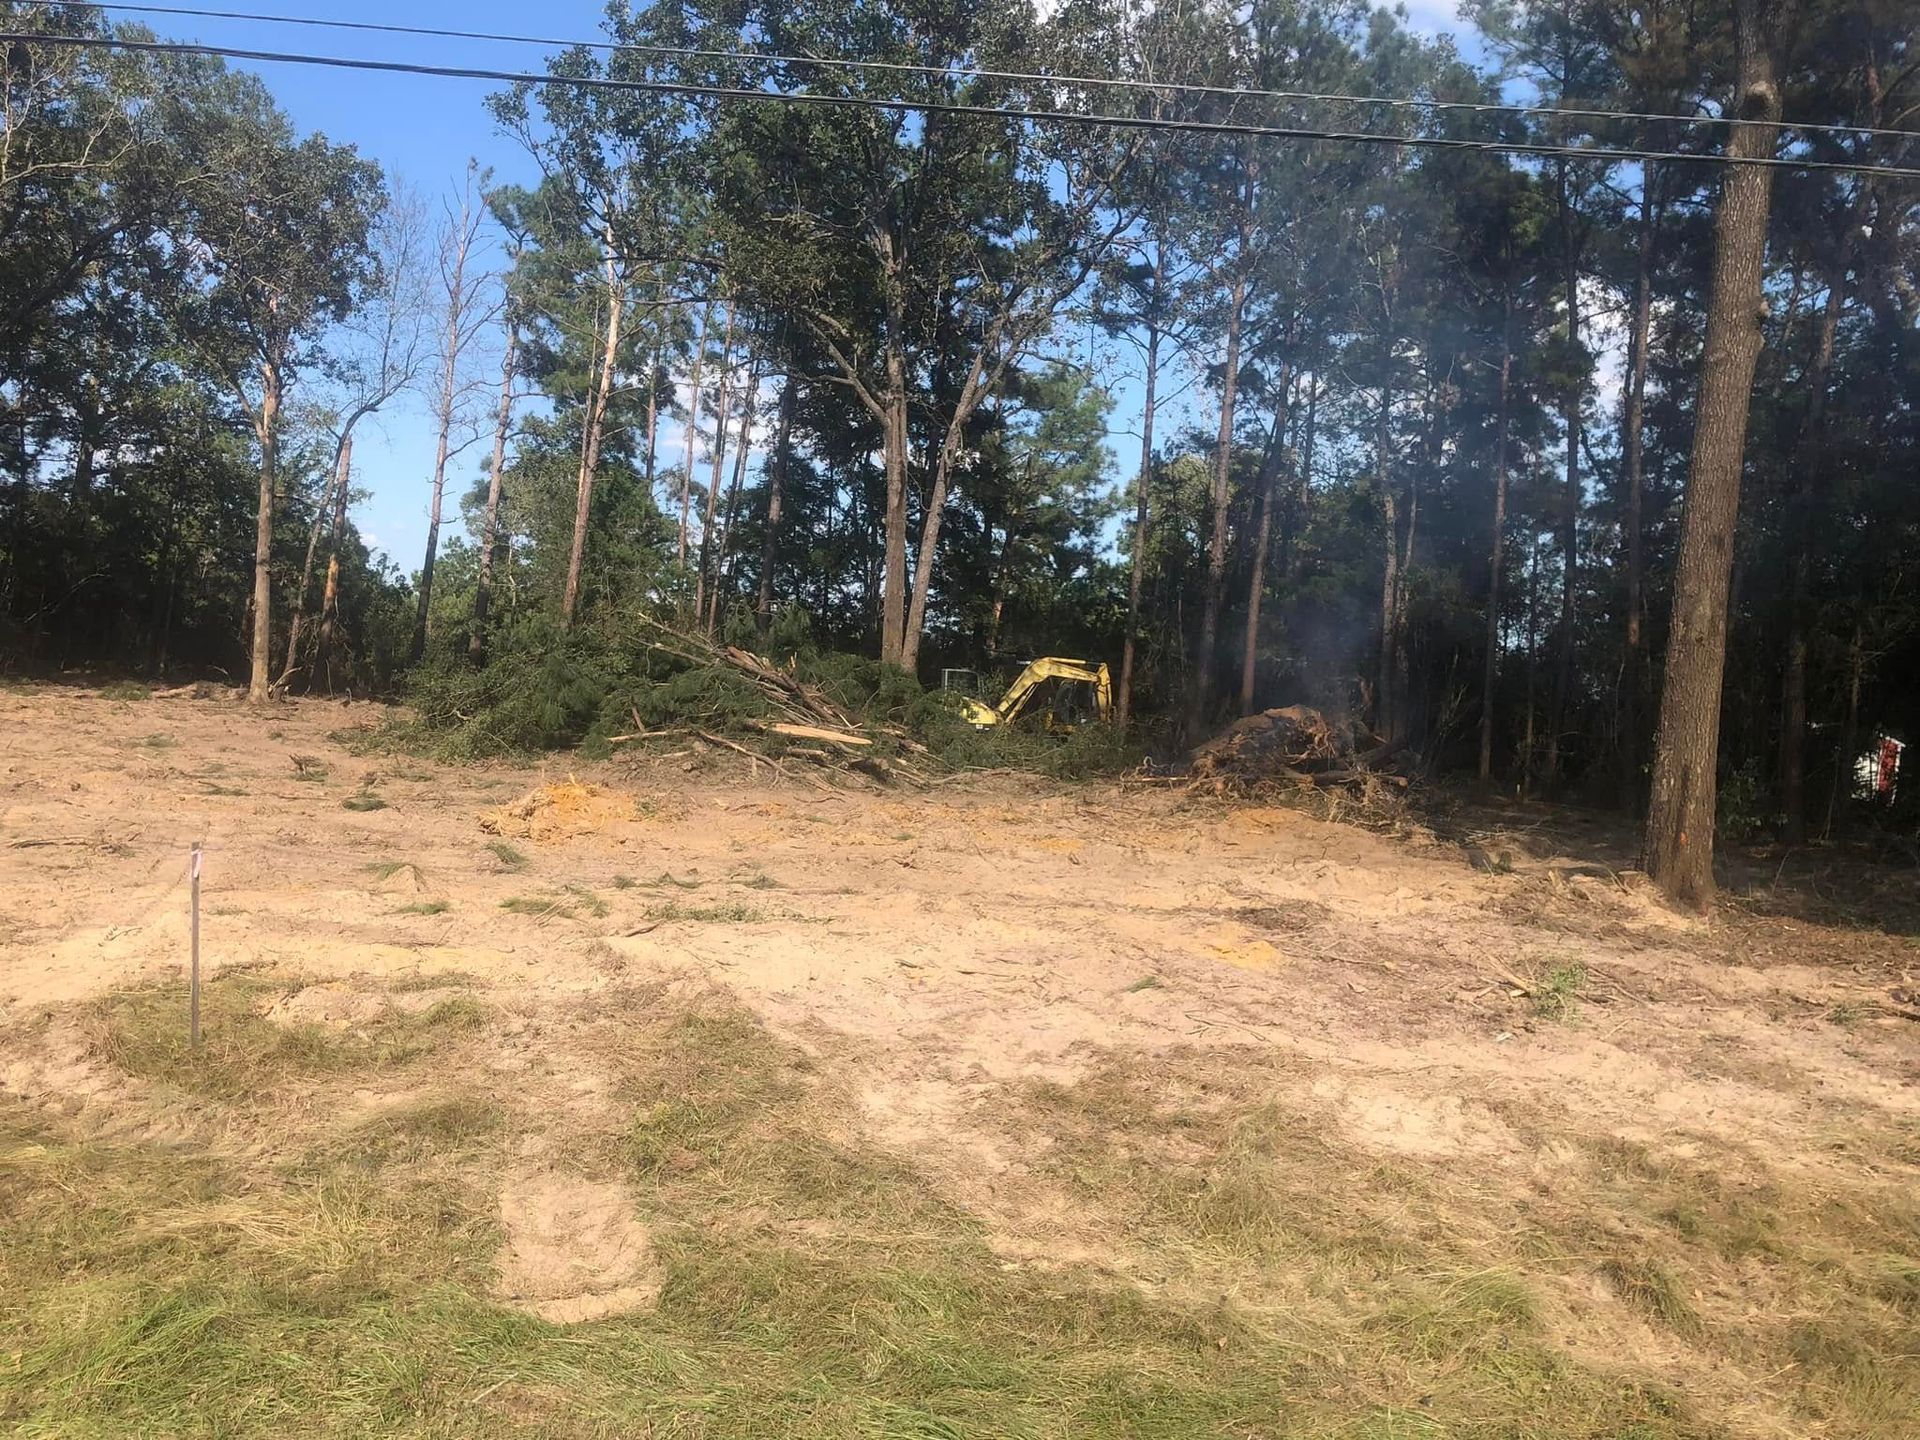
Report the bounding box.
[3,682,1917,1438]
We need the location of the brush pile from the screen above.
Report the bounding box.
[1188,705,1408,793]
[610,620,935,787]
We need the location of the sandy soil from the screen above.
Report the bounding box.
[3,682,1917,1429]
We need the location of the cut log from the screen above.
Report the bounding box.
[763,722,872,747]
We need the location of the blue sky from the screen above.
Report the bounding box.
[126,0,1474,572]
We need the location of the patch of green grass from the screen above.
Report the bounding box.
[1826,1000,1864,1027]
[1870,1254,1920,1315]
[363,860,421,882]
[496,889,607,922]
[644,900,769,924]
[89,976,488,1101]
[135,733,176,750]
[17,987,1913,1440]
[484,840,528,871]
[387,972,479,994]
[1531,961,1587,1021]
[99,680,150,702]
[1600,1256,1703,1337]
[4,994,1775,1440]
[200,783,247,797]
[391,899,451,917]
[344,1093,506,1165]
[610,873,637,890]
[1124,975,1163,993]
[499,893,571,919]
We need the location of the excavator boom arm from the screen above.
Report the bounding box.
[995,657,1113,726]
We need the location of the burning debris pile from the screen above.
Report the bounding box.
[1188,705,1409,793]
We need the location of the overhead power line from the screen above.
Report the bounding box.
[9,29,1920,181]
[33,0,1920,148]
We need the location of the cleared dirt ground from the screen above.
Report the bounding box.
[2,682,1917,1438]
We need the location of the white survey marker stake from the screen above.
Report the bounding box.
[189,842,203,1050]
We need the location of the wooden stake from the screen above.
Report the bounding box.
[189,843,202,1049]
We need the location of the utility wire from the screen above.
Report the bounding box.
[30,0,1920,147]
[11,29,1920,181]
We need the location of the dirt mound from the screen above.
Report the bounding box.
[481,780,641,843]
[493,1173,659,1323]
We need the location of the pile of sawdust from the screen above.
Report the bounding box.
[480,780,641,843]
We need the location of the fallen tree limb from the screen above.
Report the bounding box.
[762,722,872,747]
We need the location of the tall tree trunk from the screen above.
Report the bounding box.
[414,236,475,663]
[1285,376,1318,587]
[1780,147,1876,840]
[284,426,354,685]
[1117,237,1166,731]
[1523,526,1543,798]
[900,345,994,676]
[697,302,737,624]
[245,356,281,705]
[987,523,1017,661]
[1479,298,1515,782]
[641,299,664,503]
[642,326,662,502]
[1778,258,1847,844]
[1239,369,1291,715]
[678,302,713,581]
[469,325,518,662]
[1645,0,1788,907]
[756,372,796,632]
[1620,178,1661,807]
[316,432,352,691]
[1375,382,1399,741]
[708,364,758,635]
[1547,158,1582,785]
[1189,178,1252,740]
[560,245,623,628]
[1823,617,1864,839]
[878,328,910,667]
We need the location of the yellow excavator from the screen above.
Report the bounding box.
[953,657,1112,733]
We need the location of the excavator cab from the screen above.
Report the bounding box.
[959,657,1113,734]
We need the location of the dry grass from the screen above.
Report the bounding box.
[6,971,1915,1437]
[88,975,488,1102]
[997,1049,1920,1438]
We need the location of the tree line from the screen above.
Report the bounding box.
[2,0,1916,903]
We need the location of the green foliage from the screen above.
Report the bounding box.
[1532,962,1587,1022]
[1716,760,1767,842]
[403,620,637,759]
[403,615,1139,778]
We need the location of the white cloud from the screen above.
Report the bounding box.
[1400,0,1468,38]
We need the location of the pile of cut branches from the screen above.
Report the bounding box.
[610,619,935,787]
[1186,705,1409,795]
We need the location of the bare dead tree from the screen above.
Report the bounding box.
[285,192,430,689]
[412,162,499,661]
